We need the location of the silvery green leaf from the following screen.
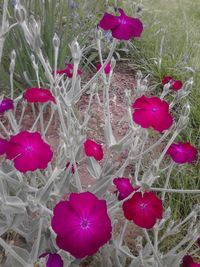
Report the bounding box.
[36,182,54,202]
[86,157,101,179]
[4,245,29,267]
[91,175,112,197]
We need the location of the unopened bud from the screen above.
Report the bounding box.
[14,3,27,23]
[53,33,60,48]
[69,39,82,62]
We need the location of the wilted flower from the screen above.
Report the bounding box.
[39,253,64,267]
[6,131,53,172]
[123,192,163,229]
[166,142,198,164]
[197,237,200,247]
[132,95,173,132]
[0,98,14,113]
[54,64,82,78]
[113,177,138,200]
[24,88,56,103]
[99,8,143,40]
[84,139,103,161]
[51,192,112,258]
[182,255,200,267]
[96,63,111,74]
[66,161,78,174]
[162,75,183,91]
[0,138,9,155]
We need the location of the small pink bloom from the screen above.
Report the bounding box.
[6,131,53,172]
[0,98,14,113]
[66,161,78,174]
[113,177,138,200]
[51,192,112,259]
[99,8,143,40]
[162,76,173,85]
[24,88,56,103]
[96,63,111,74]
[132,95,173,132]
[182,255,200,267]
[0,138,9,155]
[162,76,183,91]
[171,80,183,91]
[122,192,163,229]
[167,142,198,164]
[84,139,103,161]
[55,64,82,78]
[39,253,63,267]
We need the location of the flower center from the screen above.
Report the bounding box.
[151,107,157,112]
[25,145,33,152]
[80,219,89,229]
[140,203,148,209]
[119,17,127,25]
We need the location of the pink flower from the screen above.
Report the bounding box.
[84,139,103,161]
[6,131,53,172]
[66,161,78,174]
[113,177,138,200]
[162,76,173,85]
[0,98,14,113]
[167,142,198,164]
[122,192,163,229]
[55,64,82,78]
[182,255,200,267]
[51,192,112,259]
[24,88,56,103]
[162,76,183,91]
[171,80,183,91]
[39,253,63,267]
[96,63,111,74]
[0,138,9,155]
[132,95,173,132]
[99,8,143,40]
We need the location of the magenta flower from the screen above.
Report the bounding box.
[39,253,63,267]
[113,177,138,200]
[84,139,103,161]
[55,64,82,78]
[6,131,53,172]
[0,98,14,113]
[24,88,56,103]
[182,255,200,267]
[167,142,198,164]
[51,192,112,259]
[132,95,173,132]
[0,138,9,155]
[122,192,163,229]
[96,63,111,74]
[162,76,183,91]
[99,8,143,40]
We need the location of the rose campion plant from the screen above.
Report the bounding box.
[84,139,103,161]
[0,98,14,113]
[162,75,183,91]
[24,88,56,103]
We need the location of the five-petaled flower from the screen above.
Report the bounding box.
[0,98,14,113]
[132,95,173,132]
[54,63,82,78]
[99,8,143,40]
[6,131,53,172]
[162,75,183,91]
[84,139,103,161]
[182,255,200,267]
[51,192,112,259]
[123,192,163,229]
[39,252,64,267]
[113,177,138,200]
[96,63,111,74]
[24,88,56,103]
[0,138,9,155]
[166,142,198,164]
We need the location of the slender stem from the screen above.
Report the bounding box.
[32,217,44,263]
[143,229,163,267]
[161,162,175,201]
[151,187,200,194]
[0,0,8,65]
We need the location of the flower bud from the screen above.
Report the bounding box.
[69,39,82,62]
[14,3,27,23]
[53,33,60,48]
